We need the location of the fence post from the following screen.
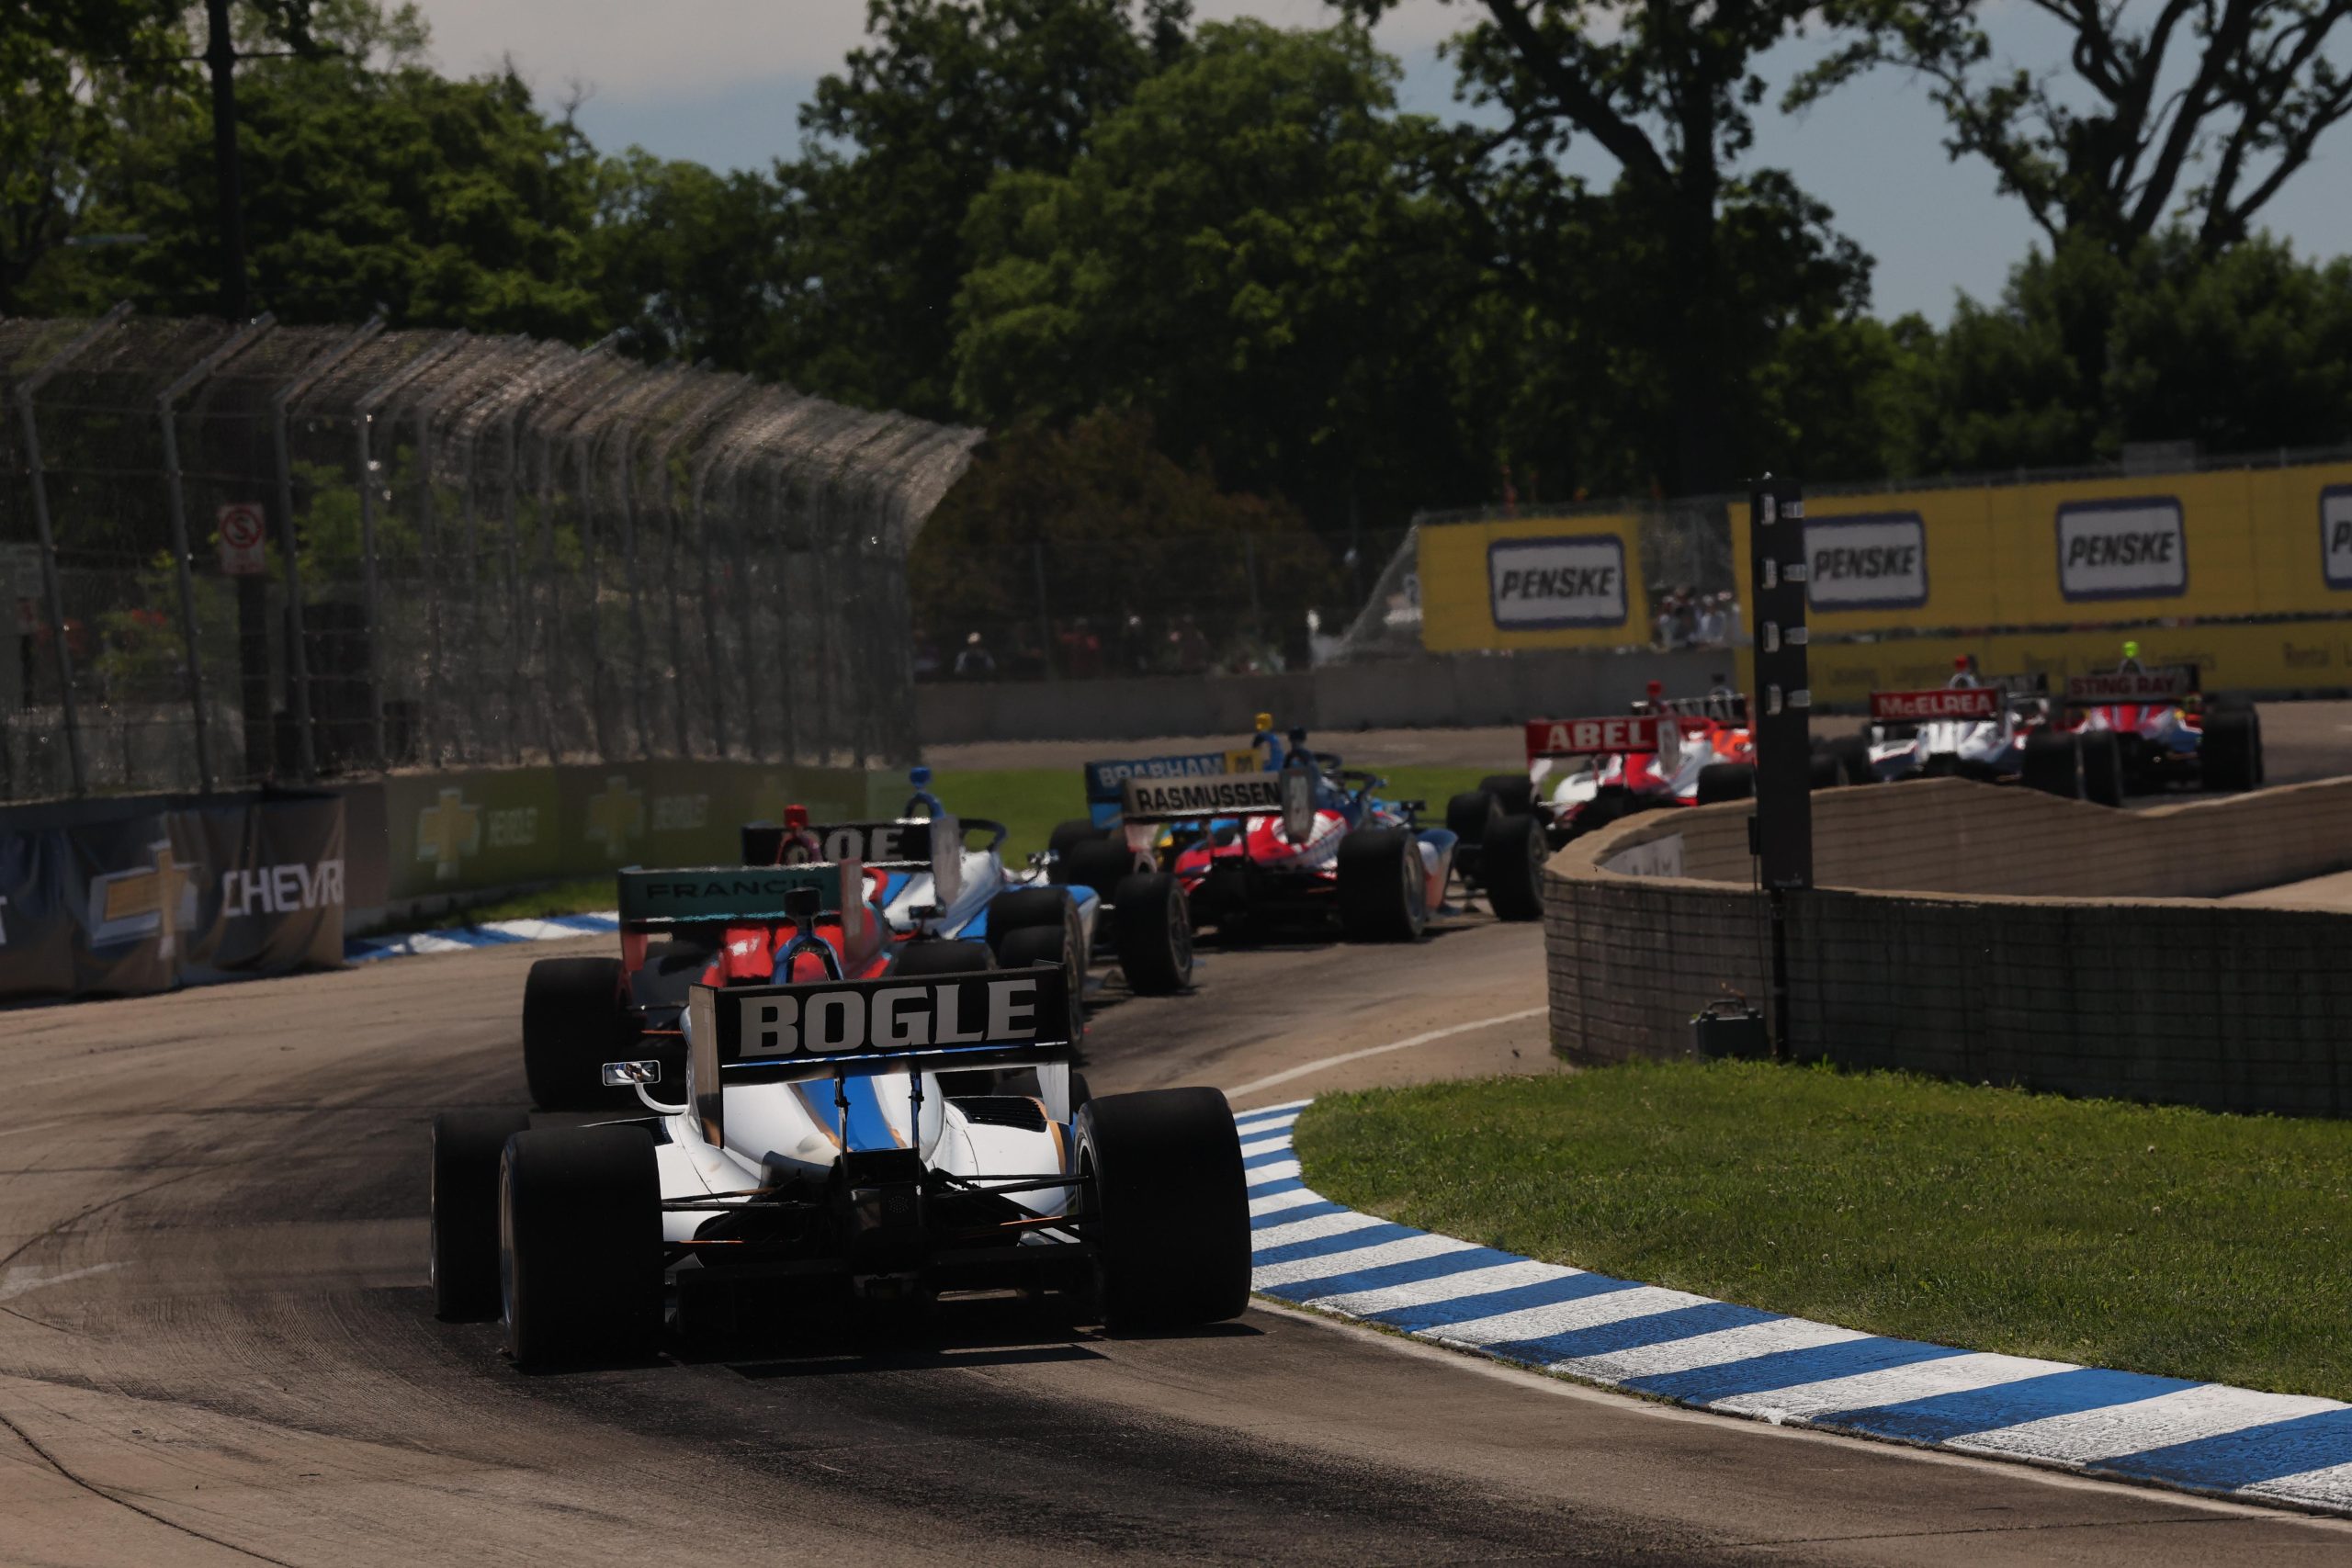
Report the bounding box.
[656,376,749,758]
[354,333,465,772]
[157,314,275,794]
[573,432,615,760]
[615,408,653,759]
[9,305,129,797]
[271,317,382,780]
[691,450,731,759]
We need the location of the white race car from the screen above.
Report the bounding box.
[435,861,1249,1366]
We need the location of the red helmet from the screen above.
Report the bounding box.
[783,804,808,829]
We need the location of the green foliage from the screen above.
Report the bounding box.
[1297,1061,2352,1401]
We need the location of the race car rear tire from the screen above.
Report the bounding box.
[1808,750,1841,790]
[2021,731,2082,799]
[2201,709,2261,793]
[999,922,1086,1045]
[1483,812,1546,922]
[1046,818,1110,885]
[500,1125,662,1368]
[1445,789,1496,879]
[1478,773,1536,816]
[1336,826,1427,942]
[1062,839,1144,898]
[1110,872,1192,994]
[1830,734,1872,785]
[431,1109,530,1322]
[2077,729,2126,807]
[985,887,1072,958]
[891,937,994,976]
[521,956,632,1111]
[1075,1088,1249,1329]
[1695,761,1755,805]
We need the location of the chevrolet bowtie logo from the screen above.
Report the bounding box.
[89,840,198,956]
[586,775,645,859]
[416,788,481,882]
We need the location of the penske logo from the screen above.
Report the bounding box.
[1123,776,1285,818]
[89,841,199,955]
[2324,486,2352,589]
[1805,513,1927,609]
[2057,499,2186,600]
[1487,536,1629,629]
[1870,688,2000,721]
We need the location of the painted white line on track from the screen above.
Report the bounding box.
[1226,1006,1546,1100]
[0,1262,122,1302]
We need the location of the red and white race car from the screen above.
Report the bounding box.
[2030,648,2263,800]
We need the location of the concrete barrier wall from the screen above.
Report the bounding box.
[918,649,1734,745]
[1546,777,2352,1116]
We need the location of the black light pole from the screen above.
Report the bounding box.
[203,0,276,778]
[204,0,248,321]
[1746,475,1813,1058]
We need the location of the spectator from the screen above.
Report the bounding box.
[1718,592,1743,646]
[1057,616,1103,679]
[954,631,996,680]
[1694,596,1725,646]
[1170,614,1211,674]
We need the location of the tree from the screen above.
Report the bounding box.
[952,22,1485,533]
[34,0,603,336]
[1805,0,2352,258]
[589,152,791,371]
[773,0,1192,416]
[1335,0,1866,493]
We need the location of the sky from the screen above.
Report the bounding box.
[404,0,2352,326]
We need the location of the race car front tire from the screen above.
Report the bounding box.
[999,922,1085,1045]
[1047,819,1110,886]
[1695,761,1755,805]
[2077,729,2126,807]
[431,1109,530,1322]
[985,887,1074,961]
[2021,731,2083,799]
[1337,826,1427,942]
[1111,871,1192,994]
[1445,790,1497,877]
[1483,812,1546,922]
[500,1125,662,1368]
[2201,709,2261,793]
[1478,773,1537,816]
[1062,839,1143,899]
[1075,1089,1249,1329]
[521,956,632,1111]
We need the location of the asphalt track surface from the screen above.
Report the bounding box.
[6,922,2352,1564]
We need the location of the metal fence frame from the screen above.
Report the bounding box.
[0,312,981,801]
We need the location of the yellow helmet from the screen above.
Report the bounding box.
[1255,712,1273,732]
[2122,639,2140,660]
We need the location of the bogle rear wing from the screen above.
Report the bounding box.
[616,861,869,948]
[741,817,965,908]
[685,967,1073,1134]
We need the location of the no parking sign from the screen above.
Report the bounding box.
[216,503,266,576]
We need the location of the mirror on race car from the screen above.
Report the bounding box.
[601,1059,662,1086]
[1280,766,1316,844]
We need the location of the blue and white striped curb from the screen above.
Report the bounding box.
[1238,1098,2352,1517]
[345,911,618,964]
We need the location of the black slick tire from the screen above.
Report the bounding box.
[500,1125,662,1368]
[1445,789,1496,880]
[985,887,1073,962]
[2077,728,2125,807]
[2021,731,2082,798]
[998,923,1085,1044]
[1695,761,1755,805]
[1047,818,1109,886]
[1808,750,1840,790]
[1062,839,1141,898]
[1336,826,1426,942]
[1477,773,1536,815]
[1831,734,1872,785]
[2201,709,2260,793]
[521,956,630,1111]
[1075,1088,1249,1329]
[1110,871,1192,994]
[1483,812,1546,922]
[431,1109,530,1321]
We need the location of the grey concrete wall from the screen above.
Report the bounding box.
[918,649,1733,745]
[1545,776,2352,1116]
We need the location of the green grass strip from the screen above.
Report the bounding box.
[1294,1062,2352,1402]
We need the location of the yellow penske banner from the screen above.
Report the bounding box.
[1419,513,1648,652]
[1722,458,2352,695]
